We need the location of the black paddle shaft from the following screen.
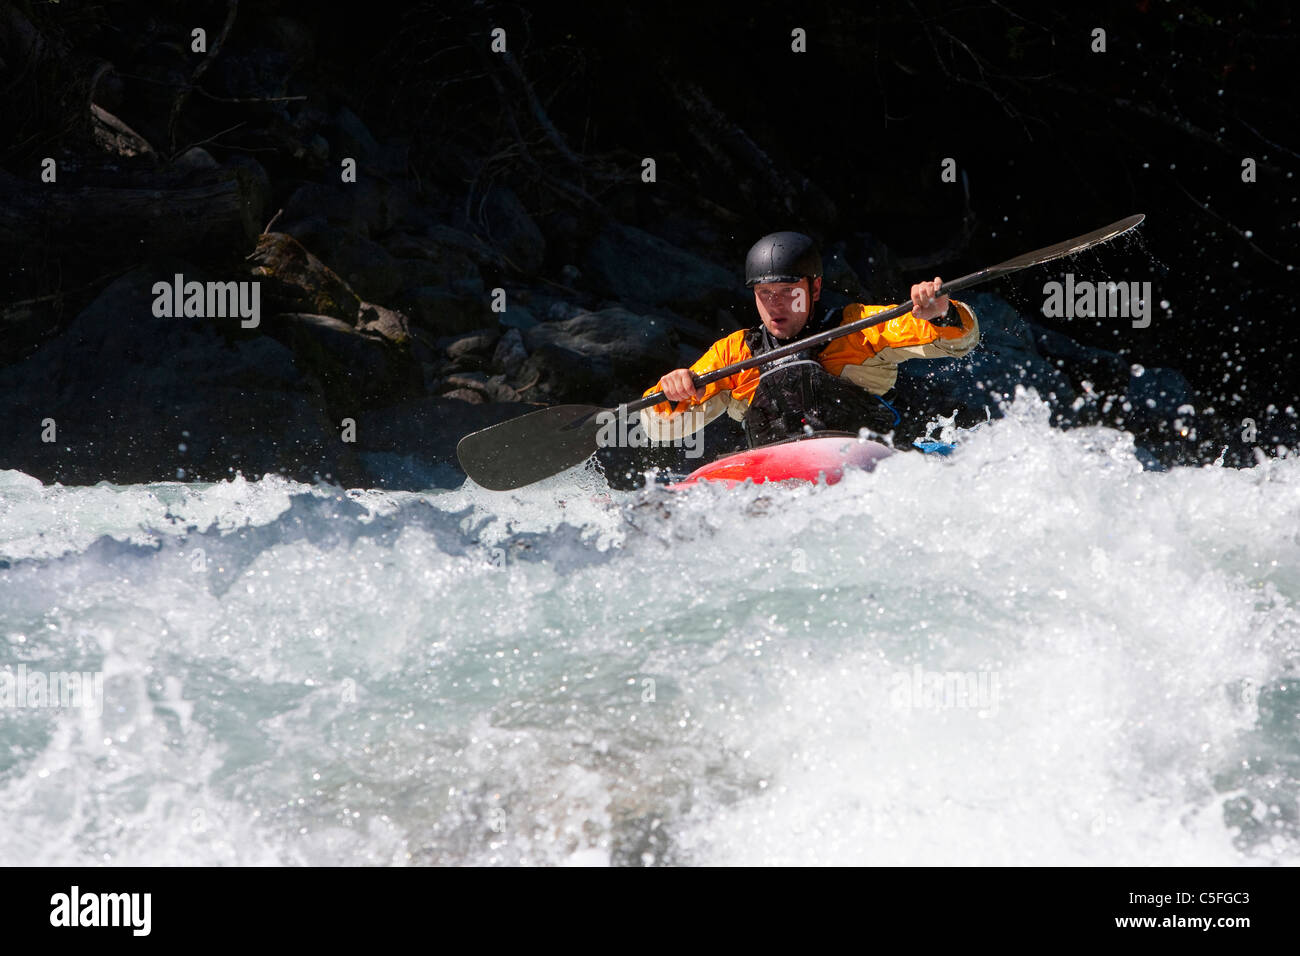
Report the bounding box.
[620,213,1145,415]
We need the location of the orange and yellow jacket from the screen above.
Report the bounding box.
[640,300,979,440]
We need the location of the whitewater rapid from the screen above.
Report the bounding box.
[1,392,1297,865]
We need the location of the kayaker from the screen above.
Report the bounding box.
[640,231,980,448]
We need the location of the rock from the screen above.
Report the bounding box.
[517,343,611,404]
[294,227,403,302]
[484,374,521,402]
[442,329,501,369]
[0,297,60,367]
[444,329,501,355]
[304,133,330,168]
[437,371,520,403]
[523,306,676,376]
[648,213,725,257]
[90,64,126,112]
[499,303,539,330]
[640,305,724,350]
[325,106,408,178]
[524,292,586,323]
[393,287,493,335]
[0,263,364,485]
[226,154,273,217]
[480,185,545,273]
[537,209,589,267]
[424,224,508,267]
[91,104,155,159]
[492,328,528,378]
[289,104,330,148]
[282,178,407,238]
[392,256,482,297]
[333,106,380,165]
[439,370,488,390]
[392,257,442,289]
[172,146,219,171]
[209,48,296,101]
[517,306,677,404]
[583,222,736,310]
[1,162,269,285]
[356,302,412,345]
[259,16,315,68]
[267,312,423,409]
[393,247,484,297]
[248,232,362,323]
[384,231,489,294]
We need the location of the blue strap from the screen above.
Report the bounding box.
[912,440,956,456]
[876,394,902,427]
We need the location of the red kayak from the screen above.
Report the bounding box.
[669,432,897,488]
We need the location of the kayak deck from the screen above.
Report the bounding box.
[669,433,898,488]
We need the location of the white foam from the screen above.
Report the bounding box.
[1,390,1297,864]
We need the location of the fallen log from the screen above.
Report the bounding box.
[0,160,268,270]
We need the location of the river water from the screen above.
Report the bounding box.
[2,393,1297,865]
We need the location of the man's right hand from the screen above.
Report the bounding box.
[658,369,705,403]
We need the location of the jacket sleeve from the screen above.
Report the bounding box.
[819,299,980,395]
[638,330,751,440]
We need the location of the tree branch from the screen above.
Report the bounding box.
[168,0,239,157]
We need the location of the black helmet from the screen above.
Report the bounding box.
[745,231,822,286]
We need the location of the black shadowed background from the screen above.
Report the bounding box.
[1,0,1295,488]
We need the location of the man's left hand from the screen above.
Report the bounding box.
[909,276,949,321]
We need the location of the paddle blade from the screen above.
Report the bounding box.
[988,213,1144,277]
[455,404,609,490]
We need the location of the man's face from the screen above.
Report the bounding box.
[754,277,821,340]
